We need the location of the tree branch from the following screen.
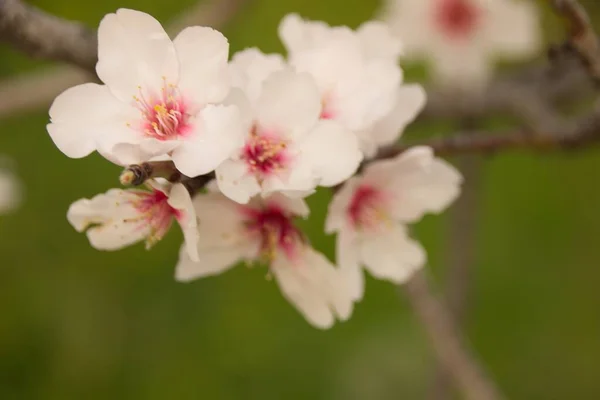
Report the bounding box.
[403,270,503,400]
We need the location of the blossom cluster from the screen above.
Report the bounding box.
[47,9,462,328]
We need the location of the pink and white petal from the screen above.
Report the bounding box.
[256,69,322,136]
[370,84,427,148]
[167,183,199,261]
[324,176,361,234]
[47,83,126,158]
[171,104,244,177]
[298,120,363,187]
[173,26,230,104]
[359,224,425,284]
[336,229,365,301]
[356,20,403,61]
[175,241,256,282]
[485,0,541,59]
[192,192,250,248]
[216,159,261,204]
[229,48,286,102]
[271,248,339,329]
[96,9,178,101]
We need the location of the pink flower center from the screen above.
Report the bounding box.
[132,79,192,141]
[242,125,289,178]
[434,0,480,39]
[242,203,303,262]
[128,189,181,247]
[347,184,391,231]
[320,94,336,120]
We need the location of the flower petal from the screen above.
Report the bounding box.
[324,176,361,233]
[171,104,244,177]
[173,26,230,104]
[336,229,365,301]
[359,224,425,284]
[229,48,286,103]
[356,20,403,61]
[168,183,199,261]
[96,9,178,101]
[216,159,261,204]
[175,241,255,282]
[485,0,541,59]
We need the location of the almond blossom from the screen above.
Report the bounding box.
[47,8,243,177]
[176,187,354,329]
[278,13,425,157]
[0,166,21,214]
[67,179,199,260]
[380,0,541,86]
[215,64,362,204]
[325,147,462,300]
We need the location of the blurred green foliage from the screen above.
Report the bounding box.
[1,0,600,398]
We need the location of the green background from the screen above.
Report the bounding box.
[1,0,600,398]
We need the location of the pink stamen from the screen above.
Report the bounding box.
[434,0,480,39]
[132,78,192,141]
[242,203,303,262]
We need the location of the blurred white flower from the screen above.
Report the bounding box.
[326,147,462,300]
[278,13,425,156]
[0,167,21,214]
[176,188,354,329]
[380,0,541,87]
[216,64,362,204]
[67,179,199,260]
[47,8,243,177]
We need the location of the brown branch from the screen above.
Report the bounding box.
[552,0,600,83]
[0,0,97,71]
[0,0,250,118]
[403,270,503,400]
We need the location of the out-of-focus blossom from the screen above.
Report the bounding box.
[47,8,243,177]
[326,147,462,300]
[380,0,541,87]
[216,63,362,204]
[67,179,199,260]
[0,166,21,214]
[278,13,425,156]
[176,188,354,329]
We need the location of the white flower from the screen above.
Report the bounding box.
[380,0,541,86]
[325,147,462,300]
[67,179,199,260]
[176,188,354,329]
[0,167,21,214]
[278,13,403,133]
[47,8,243,177]
[216,60,363,204]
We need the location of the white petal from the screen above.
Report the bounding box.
[324,176,361,234]
[336,229,365,301]
[356,20,403,61]
[263,193,310,218]
[256,69,321,137]
[175,241,256,282]
[359,224,425,284]
[215,159,261,204]
[192,192,250,248]
[278,13,331,54]
[173,26,230,104]
[96,9,178,101]
[485,0,541,59]
[369,84,426,149]
[271,246,353,328]
[167,183,199,261]
[171,104,244,177]
[298,120,363,187]
[430,40,490,88]
[47,83,128,159]
[229,48,286,102]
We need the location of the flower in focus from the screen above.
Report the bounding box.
[176,188,354,329]
[326,147,462,300]
[216,61,362,204]
[380,0,541,87]
[278,13,425,156]
[47,8,243,177]
[0,166,21,214]
[67,179,199,260]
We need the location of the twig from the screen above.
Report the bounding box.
[0,0,250,118]
[0,0,97,71]
[403,270,503,400]
[551,0,600,83]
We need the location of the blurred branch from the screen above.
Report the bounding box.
[0,0,97,71]
[0,0,250,118]
[403,270,503,400]
[551,0,600,83]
